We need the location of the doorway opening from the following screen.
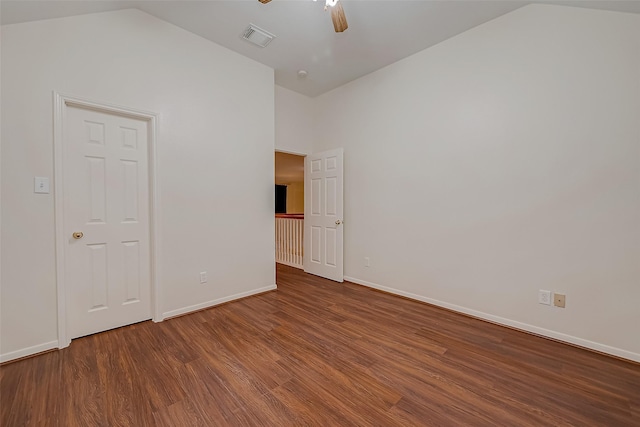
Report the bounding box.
[275,151,305,269]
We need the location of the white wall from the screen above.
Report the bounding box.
[275,85,315,155]
[1,10,275,361]
[286,181,304,214]
[314,5,640,361]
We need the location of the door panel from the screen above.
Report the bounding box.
[311,226,321,263]
[88,243,108,310]
[304,148,344,282]
[311,178,321,214]
[123,241,141,303]
[64,105,151,339]
[325,228,337,267]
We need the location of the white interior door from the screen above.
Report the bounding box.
[304,148,344,282]
[63,104,151,339]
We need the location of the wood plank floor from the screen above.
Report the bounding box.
[2,264,639,426]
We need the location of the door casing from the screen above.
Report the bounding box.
[53,92,162,348]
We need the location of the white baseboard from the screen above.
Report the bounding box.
[161,284,277,320]
[344,276,640,363]
[0,286,277,363]
[0,340,59,363]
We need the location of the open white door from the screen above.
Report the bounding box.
[304,148,344,282]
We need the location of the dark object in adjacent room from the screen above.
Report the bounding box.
[275,185,287,214]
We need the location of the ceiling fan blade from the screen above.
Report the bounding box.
[330,2,348,33]
[258,0,272,3]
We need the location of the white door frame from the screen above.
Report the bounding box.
[53,92,162,348]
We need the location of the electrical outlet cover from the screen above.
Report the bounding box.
[538,290,551,305]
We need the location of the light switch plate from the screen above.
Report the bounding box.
[34,177,50,194]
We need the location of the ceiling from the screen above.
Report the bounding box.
[2,0,639,97]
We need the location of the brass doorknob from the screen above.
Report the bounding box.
[335,220,342,225]
[72,232,84,239]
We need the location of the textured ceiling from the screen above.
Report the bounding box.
[2,0,639,97]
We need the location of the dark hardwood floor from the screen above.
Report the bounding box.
[2,264,639,426]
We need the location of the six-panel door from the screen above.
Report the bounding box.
[64,105,151,339]
[304,148,344,282]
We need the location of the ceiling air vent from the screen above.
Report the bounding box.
[242,24,275,48]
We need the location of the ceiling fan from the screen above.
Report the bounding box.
[258,0,348,33]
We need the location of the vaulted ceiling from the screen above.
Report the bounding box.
[3,1,639,97]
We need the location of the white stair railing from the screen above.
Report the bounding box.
[275,215,304,269]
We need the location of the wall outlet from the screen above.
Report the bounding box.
[364,257,370,267]
[538,290,551,305]
[554,293,566,308]
[199,271,207,284]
